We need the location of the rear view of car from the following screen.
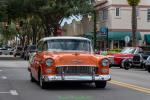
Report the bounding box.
[145,56,150,73]
[13,46,23,57]
[0,47,13,55]
[0,48,7,55]
[24,45,36,60]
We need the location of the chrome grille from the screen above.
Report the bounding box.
[56,66,98,75]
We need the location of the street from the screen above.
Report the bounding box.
[0,55,150,100]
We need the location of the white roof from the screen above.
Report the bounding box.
[40,36,91,42]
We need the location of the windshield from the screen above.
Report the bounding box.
[147,56,150,61]
[47,39,92,52]
[121,47,136,54]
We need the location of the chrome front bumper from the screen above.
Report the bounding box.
[42,75,111,82]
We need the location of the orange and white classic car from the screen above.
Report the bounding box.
[28,36,111,89]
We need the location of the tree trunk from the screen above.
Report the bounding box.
[132,5,137,47]
[93,10,97,50]
[53,23,62,36]
[45,23,51,37]
[44,17,51,37]
[32,25,37,45]
[53,25,58,36]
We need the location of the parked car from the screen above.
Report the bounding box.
[145,56,150,73]
[24,45,36,60]
[13,46,23,57]
[6,46,14,55]
[0,47,14,55]
[109,47,142,68]
[0,48,2,55]
[121,49,150,70]
[28,36,111,89]
[0,48,7,55]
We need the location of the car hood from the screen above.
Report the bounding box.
[42,51,103,66]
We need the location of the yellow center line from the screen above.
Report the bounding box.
[109,80,150,94]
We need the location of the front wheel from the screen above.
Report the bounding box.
[14,54,16,57]
[39,71,47,89]
[147,66,150,73]
[30,73,36,82]
[95,81,106,88]
[122,59,131,70]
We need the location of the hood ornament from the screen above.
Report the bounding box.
[72,59,83,64]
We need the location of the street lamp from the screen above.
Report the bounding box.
[100,26,109,49]
[88,10,97,50]
[93,10,97,50]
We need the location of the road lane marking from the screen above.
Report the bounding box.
[0,92,10,94]
[1,76,7,79]
[10,90,19,95]
[109,80,150,94]
[0,90,18,96]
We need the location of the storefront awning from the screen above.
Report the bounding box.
[144,34,150,44]
[84,32,105,40]
[84,32,141,41]
[108,32,141,40]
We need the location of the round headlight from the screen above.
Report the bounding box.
[45,58,54,67]
[101,59,109,67]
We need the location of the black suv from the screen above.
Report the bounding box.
[13,46,23,57]
[24,45,36,60]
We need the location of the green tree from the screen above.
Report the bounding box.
[38,0,92,36]
[1,0,92,44]
[127,0,140,47]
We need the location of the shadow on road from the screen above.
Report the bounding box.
[34,82,108,91]
[0,55,23,61]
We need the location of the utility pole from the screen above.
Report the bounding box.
[93,10,97,50]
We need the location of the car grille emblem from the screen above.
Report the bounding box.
[72,59,83,64]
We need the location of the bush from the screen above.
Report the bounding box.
[107,48,121,55]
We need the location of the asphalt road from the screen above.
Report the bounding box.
[0,55,150,100]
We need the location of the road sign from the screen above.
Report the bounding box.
[100,27,108,36]
[124,36,130,43]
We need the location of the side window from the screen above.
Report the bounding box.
[42,41,48,51]
[147,9,150,21]
[37,41,43,51]
[134,48,139,54]
[139,48,143,53]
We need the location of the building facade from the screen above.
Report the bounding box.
[62,0,150,49]
[62,19,84,36]
[93,0,150,49]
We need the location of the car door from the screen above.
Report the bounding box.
[31,41,44,80]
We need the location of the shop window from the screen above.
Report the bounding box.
[147,9,150,21]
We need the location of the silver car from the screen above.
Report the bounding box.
[145,56,150,73]
[0,48,13,55]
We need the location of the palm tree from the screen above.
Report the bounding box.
[127,0,140,47]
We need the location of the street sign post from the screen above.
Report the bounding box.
[100,27,109,48]
[124,36,130,47]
